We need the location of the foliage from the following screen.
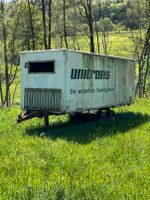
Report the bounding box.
[110,2,127,25]
[125,0,149,30]
[127,0,150,98]
[99,18,115,32]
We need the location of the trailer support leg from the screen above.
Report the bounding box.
[44,115,49,130]
[106,109,115,119]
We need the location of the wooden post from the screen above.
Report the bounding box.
[44,115,49,130]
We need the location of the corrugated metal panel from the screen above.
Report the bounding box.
[24,88,61,111]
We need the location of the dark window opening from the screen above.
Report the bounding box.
[29,61,55,73]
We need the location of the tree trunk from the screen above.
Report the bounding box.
[137,25,150,97]
[143,54,149,96]
[60,35,63,48]
[137,61,144,97]
[0,76,4,106]
[1,0,9,107]
[41,0,47,49]
[80,0,95,53]
[94,19,100,53]
[102,32,109,55]
[27,0,35,50]
[48,0,52,49]
[88,1,95,53]
[63,0,68,49]
[89,23,95,53]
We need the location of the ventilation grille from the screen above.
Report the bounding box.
[24,88,61,111]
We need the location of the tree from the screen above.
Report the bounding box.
[48,0,52,49]
[110,2,127,25]
[99,18,114,54]
[0,0,22,106]
[93,1,101,53]
[27,0,36,50]
[63,0,69,48]
[79,0,95,52]
[128,0,150,97]
[0,0,9,106]
[136,25,150,97]
[41,0,48,49]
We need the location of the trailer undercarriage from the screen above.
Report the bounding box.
[16,109,115,130]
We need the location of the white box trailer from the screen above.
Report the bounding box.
[17,49,135,128]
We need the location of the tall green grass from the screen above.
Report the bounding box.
[0,98,150,199]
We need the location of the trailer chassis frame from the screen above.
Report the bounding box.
[16,108,115,130]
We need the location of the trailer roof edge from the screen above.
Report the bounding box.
[20,49,135,61]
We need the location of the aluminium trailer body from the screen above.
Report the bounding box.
[18,49,135,128]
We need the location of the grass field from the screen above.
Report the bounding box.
[0,98,150,199]
[0,31,150,199]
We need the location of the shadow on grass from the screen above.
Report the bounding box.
[25,112,150,144]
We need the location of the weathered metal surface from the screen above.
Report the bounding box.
[20,49,135,113]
